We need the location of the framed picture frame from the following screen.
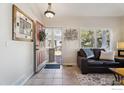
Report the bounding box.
[12,5,34,42]
[118,50,124,57]
[64,28,78,40]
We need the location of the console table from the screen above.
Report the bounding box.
[114,56,124,67]
[115,56,124,62]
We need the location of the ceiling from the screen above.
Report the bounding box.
[30,3,124,17]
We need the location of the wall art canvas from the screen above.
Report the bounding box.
[64,28,78,40]
[12,5,34,41]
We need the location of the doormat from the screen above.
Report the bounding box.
[44,64,60,69]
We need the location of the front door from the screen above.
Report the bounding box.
[34,21,45,73]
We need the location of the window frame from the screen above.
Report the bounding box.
[79,28,112,49]
[80,29,95,48]
[45,27,63,49]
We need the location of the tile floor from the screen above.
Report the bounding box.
[25,65,81,85]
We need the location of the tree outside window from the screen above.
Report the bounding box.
[96,30,110,49]
[96,30,102,48]
[80,30,94,48]
[106,30,110,49]
[80,29,110,49]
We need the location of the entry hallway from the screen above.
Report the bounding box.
[25,65,81,85]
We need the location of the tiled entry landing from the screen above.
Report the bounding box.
[25,65,81,85]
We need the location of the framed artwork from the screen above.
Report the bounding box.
[64,28,78,40]
[12,5,34,42]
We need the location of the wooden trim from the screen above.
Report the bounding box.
[13,4,33,22]
[36,21,44,35]
[36,21,44,27]
[12,4,16,40]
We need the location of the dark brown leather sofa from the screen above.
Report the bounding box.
[77,48,124,74]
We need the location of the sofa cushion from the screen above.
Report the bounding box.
[87,59,104,66]
[93,49,105,60]
[99,58,114,61]
[83,49,94,58]
[87,59,119,67]
[103,61,119,67]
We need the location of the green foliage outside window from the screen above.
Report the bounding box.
[80,30,94,47]
[96,30,102,48]
[106,30,110,49]
[80,29,110,49]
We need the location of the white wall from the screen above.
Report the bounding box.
[0,3,43,85]
[44,16,123,65]
[120,17,124,41]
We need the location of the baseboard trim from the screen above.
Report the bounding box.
[21,72,34,85]
[12,72,34,85]
[63,62,76,66]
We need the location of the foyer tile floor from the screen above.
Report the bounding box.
[25,65,81,85]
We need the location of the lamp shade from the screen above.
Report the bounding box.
[117,42,124,49]
[44,3,55,18]
[44,10,55,18]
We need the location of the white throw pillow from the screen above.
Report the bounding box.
[100,51,115,60]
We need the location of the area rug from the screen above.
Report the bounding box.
[44,64,60,69]
[74,72,116,85]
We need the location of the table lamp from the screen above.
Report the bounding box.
[117,42,124,57]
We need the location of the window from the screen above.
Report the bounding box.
[80,30,94,47]
[45,28,52,48]
[80,29,111,49]
[106,30,110,49]
[96,30,102,48]
[45,28,62,49]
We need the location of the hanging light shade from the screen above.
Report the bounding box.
[44,3,55,18]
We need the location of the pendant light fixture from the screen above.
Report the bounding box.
[44,3,55,18]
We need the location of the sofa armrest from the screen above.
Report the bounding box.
[80,57,88,74]
[77,56,83,68]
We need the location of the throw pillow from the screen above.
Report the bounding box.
[93,49,105,60]
[80,49,87,57]
[100,51,115,61]
[83,49,94,58]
